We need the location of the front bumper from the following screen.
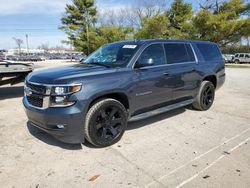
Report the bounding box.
[23,97,85,144]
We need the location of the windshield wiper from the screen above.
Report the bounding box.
[89,62,112,68]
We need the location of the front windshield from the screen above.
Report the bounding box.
[84,42,140,67]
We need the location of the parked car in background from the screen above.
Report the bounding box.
[0,55,4,61]
[6,55,18,61]
[233,53,250,64]
[222,54,234,63]
[74,54,86,61]
[6,55,43,62]
[23,39,225,147]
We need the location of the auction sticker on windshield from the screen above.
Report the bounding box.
[122,45,137,49]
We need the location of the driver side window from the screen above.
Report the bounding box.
[136,44,166,68]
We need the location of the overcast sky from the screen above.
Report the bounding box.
[0,0,198,49]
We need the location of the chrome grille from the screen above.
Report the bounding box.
[26,82,46,94]
[27,95,43,108]
[25,81,49,109]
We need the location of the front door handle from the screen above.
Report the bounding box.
[163,72,170,76]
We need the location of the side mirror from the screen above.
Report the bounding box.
[135,58,154,68]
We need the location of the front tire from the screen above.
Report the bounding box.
[84,98,127,147]
[192,81,215,111]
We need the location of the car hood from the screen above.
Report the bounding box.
[27,63,119,84]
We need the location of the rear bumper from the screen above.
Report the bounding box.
[23,97,85,144]
[217,72,226,90]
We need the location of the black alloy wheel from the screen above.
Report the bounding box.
[84,98,127,147]
[95,106,123,141]
[192,81,215,111]
[201,83,214,109]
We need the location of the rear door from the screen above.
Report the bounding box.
[163,43,200,100]
[239,54,245,62]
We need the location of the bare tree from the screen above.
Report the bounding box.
[135,0,167,18]
[12,37,23,55]
[98,0,168,29]
[198,0,223,12]
[98,9,117,26]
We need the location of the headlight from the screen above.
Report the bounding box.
[50,84,82,107]
[51,84,82,95]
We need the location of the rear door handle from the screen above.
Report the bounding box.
[163,72,170,76]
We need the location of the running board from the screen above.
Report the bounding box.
[129,99,194,122]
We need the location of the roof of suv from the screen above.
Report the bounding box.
[110,39,215,46]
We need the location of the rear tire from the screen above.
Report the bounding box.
[234,59,240,64]
[192,81,215,111]
[84,98,127,147]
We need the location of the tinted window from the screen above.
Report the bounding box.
[196,43,222,61]
[245,54,250,58]
[185,44,196,61]
[239,54,244,58]
[235,54,239,57]
[137,44,166,67]
[164,43,190,64]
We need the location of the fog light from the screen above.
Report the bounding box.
[55,96,66,103]
[57,124,65,129]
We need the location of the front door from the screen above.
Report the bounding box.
[130,44,173,114]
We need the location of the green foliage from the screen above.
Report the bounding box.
[193,0,250,46]
[60,0,97,55]
[135,0,194,40]
[167,0,192,29]
[221,45,250,54]
[135,15,170,39]
[167,0,194,39]
[60,0,250,53]
[97,26,134,43]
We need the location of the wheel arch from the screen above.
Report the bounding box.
[87,91,130,112]
[202,75,217,89]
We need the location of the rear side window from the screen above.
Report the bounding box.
[164,43,193,64]
[245,54,250,58]
[196,43,222,61]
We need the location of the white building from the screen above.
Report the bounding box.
[6,48,45,55]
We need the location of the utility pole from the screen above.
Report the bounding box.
[86,23,90,55]
[70,41,73,62]
[25,34,29,54]
[84,8,90,55]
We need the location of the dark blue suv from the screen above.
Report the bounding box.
[23,40,225,147]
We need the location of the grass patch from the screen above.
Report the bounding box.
[225,64,250,68]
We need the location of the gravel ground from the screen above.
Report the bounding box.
[0,61,249,188]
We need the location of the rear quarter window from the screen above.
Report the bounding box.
[196,43,222,61]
